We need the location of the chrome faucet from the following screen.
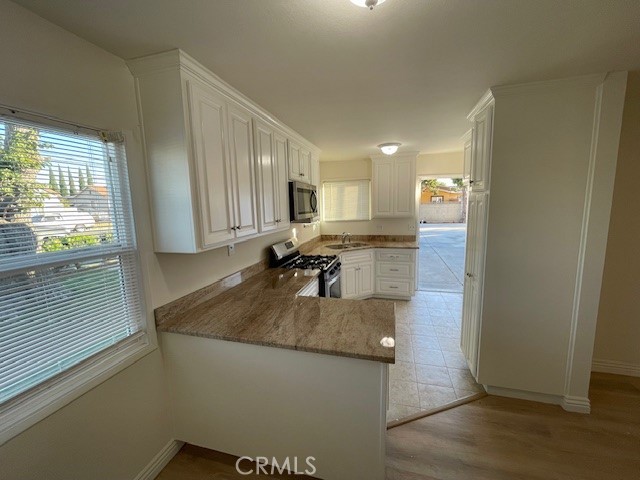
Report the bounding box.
[341,232,352,245]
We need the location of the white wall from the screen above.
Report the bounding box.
[592,71,640,375]
[150,223,319,306]
[319,153,462,236]
[416,151,464,177]
[0,2,173,478]
[319,159,416,236]
[0,1,323,477]
[477,74,627,407]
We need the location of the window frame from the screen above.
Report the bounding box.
[0,108,154,445]
[321,179,371,222]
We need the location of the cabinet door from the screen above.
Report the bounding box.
[288,140,302,181]
[310,153,320,187]
[341,264,359,299]
[393,157,416,217]
[300,148,311,181]
[187,80,236,247]
[359,262,375,297]
[274,132,290,230]
[463,130,473,183]
[254,119,278,233]
[471,104,493,191]
[460,192,489,379]
[228,103,258,237]
[372,158,394,217]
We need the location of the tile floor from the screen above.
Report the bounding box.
[387,290,484,422]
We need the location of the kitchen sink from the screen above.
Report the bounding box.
[325,242,369,250]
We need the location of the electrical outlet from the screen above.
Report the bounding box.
[377,225,384,231]
[408,223,416,231]
[228,244,235,256]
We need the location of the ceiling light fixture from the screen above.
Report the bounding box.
[378,142,401,155]
[350,0,386,11]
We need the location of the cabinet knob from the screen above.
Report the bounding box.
[237,225,242,230]
[231,226,236,231]
[466,272,473,278]
[300,173,305,177]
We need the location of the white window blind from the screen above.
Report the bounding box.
[323,180,370,221]
[0,113,144,406]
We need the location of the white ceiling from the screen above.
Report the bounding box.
[12,0,640,161]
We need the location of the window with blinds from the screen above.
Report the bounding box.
[0,113,144,407]
[322,180,371,221]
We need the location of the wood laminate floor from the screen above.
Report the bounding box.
[387,372,640,480]
[158,373,640,479]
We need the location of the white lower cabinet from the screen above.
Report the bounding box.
[374,249,416,299]
[341,250,375,299]
[341,249,416,300]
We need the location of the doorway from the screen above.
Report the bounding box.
[387,176,483,423]
[417,177,467,293]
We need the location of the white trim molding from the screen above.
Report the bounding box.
[592,359,640,377]
[485,385,563,407]
[134,439,184,480]
[563,71,628,408]
[561,396,591,414]
[485,386,591,414]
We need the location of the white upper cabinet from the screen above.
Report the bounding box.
[127,49,318,253]
[371,153,417,218]
[288,139,312,183]
[310,153,320,187]
[187,80,236,247]
[227,102,258,237]
[393,156,415,217]
[274,133,291,231]
[254,119,290,233]
[462,129,473,184]
[371,158,394,217]
[470,103,493,192]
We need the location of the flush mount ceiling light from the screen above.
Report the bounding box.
[378,142,401,155]
[350,0,386,10]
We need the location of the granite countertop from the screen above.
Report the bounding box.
[156,267,396,364]
[301,239,419,256]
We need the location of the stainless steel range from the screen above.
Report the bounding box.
[270,238,341,298]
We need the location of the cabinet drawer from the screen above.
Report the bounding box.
[376,262,413,278]
[376,278,413,296]
[341,249,374,265]
[376,250,415,263]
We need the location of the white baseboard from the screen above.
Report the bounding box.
[561,395,591,414]
[592,359,640,377]
[134,439,184,480]
[485,385,590,413]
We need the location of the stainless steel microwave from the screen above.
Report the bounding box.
[289,181,318,222]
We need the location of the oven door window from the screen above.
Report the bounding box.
[328,275,341,298]
[296,186,318,216]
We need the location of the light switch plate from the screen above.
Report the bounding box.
[228,244,235,256]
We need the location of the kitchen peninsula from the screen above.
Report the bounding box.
[155,258,396,480]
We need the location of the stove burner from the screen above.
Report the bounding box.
[286,254,337,270]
